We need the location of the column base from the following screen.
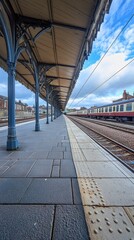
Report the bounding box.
[7,137,19,150]
[35,124,40,131]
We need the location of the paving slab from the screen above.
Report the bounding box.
[51,165,60,177]
[0,205,54,240]
[78,142,96,149]
[65,146,71,151]
[53,205,89,240]
[27,159,53,177]
[72,148,86,162]
[0,150,13,159]
[72,178,82,204]
[48,151,63,159]
[60,159,76,177]
[7,151,34,159]
[21,178,73,204]
[78,178,106,206]
[53,159,60,165]
[52,146,66,151]
[95,178,134,206]
[64,151,72,159]
[0,159,8,167]
[0,178,32,203]
[30,151,49,159]
[74,162,92,177]
[84,206,134,240]
[81,149,110,161]
[2,159,36,177]
[83,162,126,178]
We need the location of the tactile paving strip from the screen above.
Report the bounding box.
[70,142,80,149]
[72,149,86,162]
[78,178,106,206]
[84,206,134,240]
[78,143,96,149]
[74,163,91,177]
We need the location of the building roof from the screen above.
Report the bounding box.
[0,95,8,100]
[113,90,134,102]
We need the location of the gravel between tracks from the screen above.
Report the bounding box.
[71,118,134,150]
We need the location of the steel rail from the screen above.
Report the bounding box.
[77,117,134,134]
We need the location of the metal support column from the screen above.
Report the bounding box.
[7,62,19,150]
[51,104,53,122]
[54,106,57,119]
[58,109,60,117]
[46,85,49,124]
[35,68,40,131]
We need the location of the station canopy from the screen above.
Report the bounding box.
[0,0,112,110]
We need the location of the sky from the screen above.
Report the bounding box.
[67,0,134,109]
[0,0,134,108]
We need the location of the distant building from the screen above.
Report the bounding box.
[0,95,33,118]
[0,95,8,109]
[15,100,27,111]
[0,95,29,111]
[27,106,34,113]
[66,108,77,112]
[113,90,134,102]
[39,105,46,115]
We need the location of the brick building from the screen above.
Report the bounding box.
[0,95,8,109]
[0,95,33,118]
[0,96,29,111]
[113,90,134,102]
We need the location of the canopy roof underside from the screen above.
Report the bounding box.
[0,0,112,110]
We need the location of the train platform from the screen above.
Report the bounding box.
[0,115,134,239]
[65,116,134,240]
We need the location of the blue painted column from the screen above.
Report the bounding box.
[57,109,59,117]
[35,68,40,131]
[46,85,49,124]
[7,62,19,150]
[54,106,57,119]
[51,104,53,122]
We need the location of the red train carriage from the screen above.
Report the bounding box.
[68,98,134,122]
[88,99,134,122]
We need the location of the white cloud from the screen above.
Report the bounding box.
[0,83,7,96]
[68,52,134,108]
[0,69,45,106]
[124,24,134,45]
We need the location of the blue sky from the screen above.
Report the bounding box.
[0,0,134,108]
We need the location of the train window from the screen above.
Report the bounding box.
[109,106,112,112]
[126,103,132,111]
[99,108,101,113]
[102,108,104,112]
[105,107,108,112]
[113,106,115,111]
[120,105,124,111]
[116,105,119,112]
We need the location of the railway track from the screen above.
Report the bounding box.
[0,116,45,127]
[75,117,134,134]
[68,116,134,173]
